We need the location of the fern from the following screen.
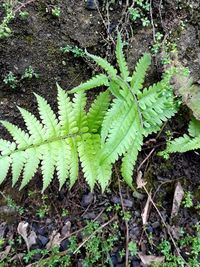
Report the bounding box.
[0,87,110,192]
[0,33,178,191]
[71,33,177,188]
[161,118,200,158]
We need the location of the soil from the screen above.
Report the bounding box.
[0,1,200,266]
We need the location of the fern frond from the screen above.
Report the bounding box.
[86,51,117,79]
[11,152,26,186]
[101,98,124,142]
[0,156,10,184]
[34,93,59,138]
[121,134,143,187]
[18,107,46,143]
[20,148,40,190]
[97,161,112,192]
[69,74,109,94]
[116,32,129,81]
[55,140,70,190]
[0,140,16,155]
[72,92,88,133]
[41,144,56,192]
[68,137,79,189]
[100,103,140,164]
[57,85,74,135]
[161,117,200,158]
[87,91,110,133]
[0,121,31,148]
[78,134,100,190]
[131,53,151,94]
[161,134,200,158]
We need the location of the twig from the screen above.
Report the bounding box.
[137,148,155,173]
[14,0,36,14]
[149,0,156,42]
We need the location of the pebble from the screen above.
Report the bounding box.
[82,212,96,220]
[111,196,133,208]
[37,235,49,247]
[86,0,99,10]
[81,192,93,207]
[131,259,141,267]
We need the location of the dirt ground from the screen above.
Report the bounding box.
[0,0,199,266]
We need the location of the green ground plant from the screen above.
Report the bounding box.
[161,117,200,158]
[0,1,14,39]
[3,71,18,89]
[128,0,150,27]
[60,45,85,58]
[51,6,61,18]
[0,33,177,192]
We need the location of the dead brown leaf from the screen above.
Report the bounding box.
[17,222,37,251]
[138,252,165,266]
[136,171,146,189]
[171,182,184,219]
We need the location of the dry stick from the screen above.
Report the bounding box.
[14,0,36,14]
[73,214,117,254]
[142,185,188,266]
[149,0,156,42]
[115,166,129,267]
[137,148,155,172]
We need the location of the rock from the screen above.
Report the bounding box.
[131,259,141,267]
[111,196,133,208]
[86,0,99,10]
[37,235,49,247]
[81,192,93,207]
[60,239,69,251]
[110,254,118,265]
[82,212,96,220]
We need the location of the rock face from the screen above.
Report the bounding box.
[177,25,200,82]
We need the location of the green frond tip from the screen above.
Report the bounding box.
[69,74,109,94]
[85,50,118,79]
[131,53,151,94]
[116,32,130,81]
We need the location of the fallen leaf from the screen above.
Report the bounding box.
[171,182,184,219]
[136,171,146,189]
[17,222,37,251]
[46,230,61,250]
[138,252,165,266]
[61,221,71,238]
[0,245,11,261]
[46,221,72,250]
[27,231,37,248]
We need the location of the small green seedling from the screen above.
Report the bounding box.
[52,6,61,18]
[19,11,29,20]
[3,71,18,89]
[22,66,39,79]
[60,45,85,58]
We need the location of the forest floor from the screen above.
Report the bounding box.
[0,0,199,266]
